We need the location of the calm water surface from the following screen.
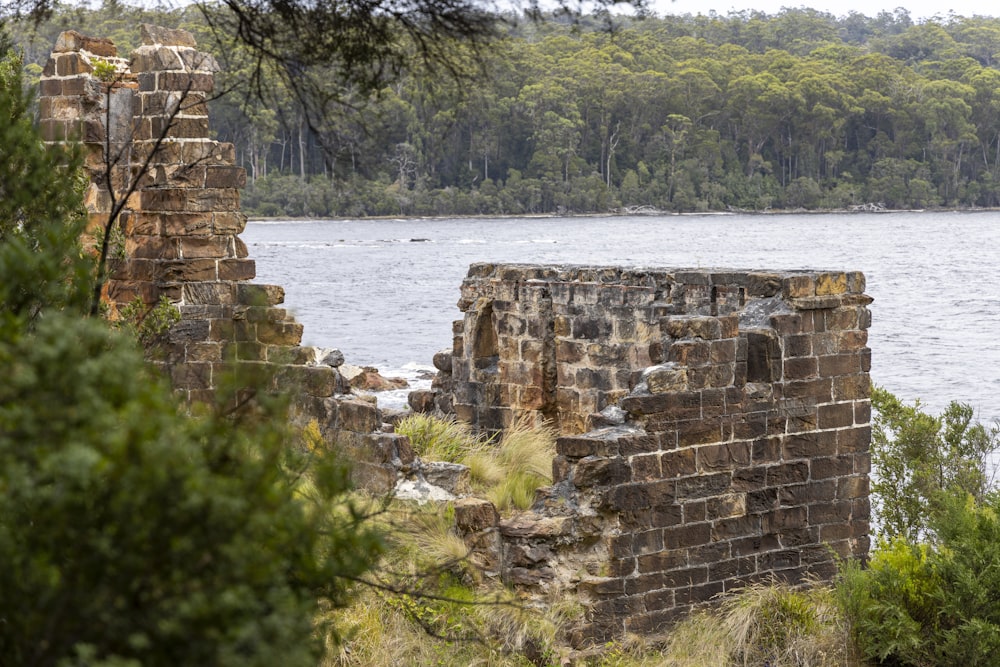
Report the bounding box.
[242,212,1000,424]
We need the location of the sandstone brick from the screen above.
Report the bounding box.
[759,549,800,571]
[697,442,750,471]
[184,282,234,305]
[766,461,809,486]
[256,321,303,346]
[170,361,212,390]
[178,235,230,259]
[205,165,247,188]
[782,431,837,459]
[778,480,836,506]
[238,283,284,306]
[782,379,832,402]
[574,456,629,488]
[815,272,847,295]
[762,506,807,533]
[157,259,216,282]
[676,473,731,500]
[783,275,815,298]
[817,403,854,429]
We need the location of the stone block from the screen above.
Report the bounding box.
[815,272,848,295]
[238,283,284,306]
[256,321,303,346]
[55,30,118,56]
[158,71,215,92]
[184,282,234,305]
[339,398,380,433]
[811,454,855,480]
[157,259,217,282]
[500,515,571,539]
[130,45,183,72]
[645,364,687,394]
[574,456,629,487]
[818,353,860,377]
[783,275,815,298]
[170,361,212,390]
[218,258,256,282]
[697,442,751,471]
[783,356,817,380]
[675,473,731,500]
[213,211,248,235]
[762,506,807,533]
[205,165,247,188]
[454,497,499,532]
[817,403,854,429]
[766,461,809,486]
[422,461,471,495]
[178,49,220,73]
[408,389,437,413]
[140,24,197,47]
[178,235,230,259]
[631,453,661,482]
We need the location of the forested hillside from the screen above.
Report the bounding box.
[15,3,1000,215]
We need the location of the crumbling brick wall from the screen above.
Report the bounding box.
[38,26,412,489]
[432,264,872,645]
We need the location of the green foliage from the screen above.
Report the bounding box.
[837,389,1000,666]
[0,48,91,326]
[0,53,382,666]
[871,386,999,541]
[838,495,1000,666]
[115,295,182,348]
[397,413,474,462]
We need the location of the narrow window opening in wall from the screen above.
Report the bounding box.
[745,330,781,383]
[472,303,499,369]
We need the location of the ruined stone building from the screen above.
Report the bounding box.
[41,26,872,648]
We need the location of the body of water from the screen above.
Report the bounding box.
[242,211,1000,424]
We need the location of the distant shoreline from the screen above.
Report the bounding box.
[246,206,1000,223]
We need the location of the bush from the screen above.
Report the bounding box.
[836,389,1000,666]
[871,386,999,542]
[839,494,1000,666]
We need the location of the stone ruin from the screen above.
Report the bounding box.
[424,264,872,644]
[40,26,872,650]
[38,25,413,490]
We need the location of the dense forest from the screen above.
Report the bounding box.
[14,2,1000,215]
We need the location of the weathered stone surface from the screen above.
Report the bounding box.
[454,497,499,532]
[140,24,197,48]
[644,364,688,394]
[408,389,437,413]
[54,30,117,56]
[421,461,471,495]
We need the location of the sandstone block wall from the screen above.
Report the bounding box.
[431,264,872,645]
[39,26,410,490]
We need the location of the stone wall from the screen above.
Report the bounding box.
[430,264,872,646]
[39,26,412,491]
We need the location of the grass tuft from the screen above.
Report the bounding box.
[396,413,475,462]
[660,579,861,667]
